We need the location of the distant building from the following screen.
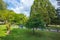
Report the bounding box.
[56,0,60,1]
[56,0,60,19]
[57,0,60,6]
[56,8,60,18]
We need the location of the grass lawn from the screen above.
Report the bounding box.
[0,25,6,37]
[0,25,60,40]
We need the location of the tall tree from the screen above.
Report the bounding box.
[26,0,56,34]
[30,0,56,27]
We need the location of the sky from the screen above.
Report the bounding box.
[3,0,57,16]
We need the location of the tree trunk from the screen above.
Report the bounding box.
[33,27,35,35]
[46,23,48,27]
[46,23,50,31]
[6,23,11,34]
[36,28,37,30]
[57,29,59,32]
[5,20,11,34]
[56,25,59,32]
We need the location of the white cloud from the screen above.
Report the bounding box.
[21,0,34,7]
[3,0,34,16]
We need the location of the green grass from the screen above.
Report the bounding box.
[0,25,6,37]
[0,25,60,40]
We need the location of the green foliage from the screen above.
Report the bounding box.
[13,14,28,25]
[51,18,60,25]
[25,16,45,29]
[30,0,56,25]
[0,10,15,22]
[0,9,28,25]
[0,0,7,10]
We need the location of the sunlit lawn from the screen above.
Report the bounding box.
[0,25,60,40]
[0,25,6,37]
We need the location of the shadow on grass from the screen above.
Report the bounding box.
[10,28,44,37]
[0,28,60,40]
[0,28,44,40]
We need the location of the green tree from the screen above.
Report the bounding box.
[13,14,28,26]
[0,9,28,34]
[26,0,56,34]
[0,0,7,10]
[1,10,16,34]
[30,0,56,27]
[26,16,45,34]
[0,0,28,34]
